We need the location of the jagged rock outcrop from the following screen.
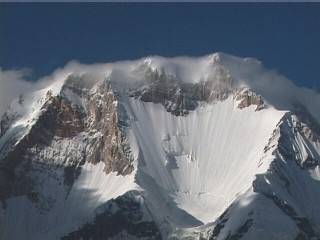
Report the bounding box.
[62,192,161,240]
[0,75,134,209]
[133,68,197,116]
[132,64,252,116]
[253,111,320,239]
[81,79,134,174]
[0,92,87,207]
[234,89,267,111]
[292,103,320,143]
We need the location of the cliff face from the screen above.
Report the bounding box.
[206,106,320,240]
[234,89,266,111]
[62,191,162,240]
[0,75,133,209]
[78,79,134,175]
[133,63,263,116]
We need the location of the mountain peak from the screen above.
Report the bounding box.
[2,52,320,123]
[1,53,320,239]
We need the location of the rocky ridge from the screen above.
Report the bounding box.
[131,60,267,116]
[0,75,134,209]
[205,106,320,240]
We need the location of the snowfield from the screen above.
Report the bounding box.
[123,96,285,225]
[0,161,139,240]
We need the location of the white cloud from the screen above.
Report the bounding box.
[219,55,320,121]
[0,65,70,118]
[0,54,320,123]
[0,68,36,119]
[0,61,113,119]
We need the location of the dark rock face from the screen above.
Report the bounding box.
[132,65,268,116]
[0,76,134,208]
[209,208,230,240]
[40,95,85,138]
[292,103,320,143]
[209,206,253,240]
[62,194,161,240]
[83,80,134,175]
[0,93,86,207]
[264,193,317,240]
[224,219,253,240]
[132,66,243,116]
[135,69,197,116]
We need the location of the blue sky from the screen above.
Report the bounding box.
[1,3,320,90]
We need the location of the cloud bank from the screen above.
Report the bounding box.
[0,54,319,123]
[0,61,108,118]
[0,68,37,119]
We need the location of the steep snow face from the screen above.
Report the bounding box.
[0,80,64,158]
[0,75,139,240]
[251,112,320,238]
[122,95,285,227]
[0,161,139,240]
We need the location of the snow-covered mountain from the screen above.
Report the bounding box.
[1,53,320,240]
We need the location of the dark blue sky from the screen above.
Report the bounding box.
[1,3,320,90]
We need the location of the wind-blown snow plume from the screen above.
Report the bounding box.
[0,68,35,119]
[216,53,320,120]
[1,54,319,121]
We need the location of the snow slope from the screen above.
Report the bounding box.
[0,80,64,159]
[0,161,139,240]
[122,95,285,229]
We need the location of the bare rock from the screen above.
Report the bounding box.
[85,81,134,175]
[235,89,267,111]
[0,77,134,206]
